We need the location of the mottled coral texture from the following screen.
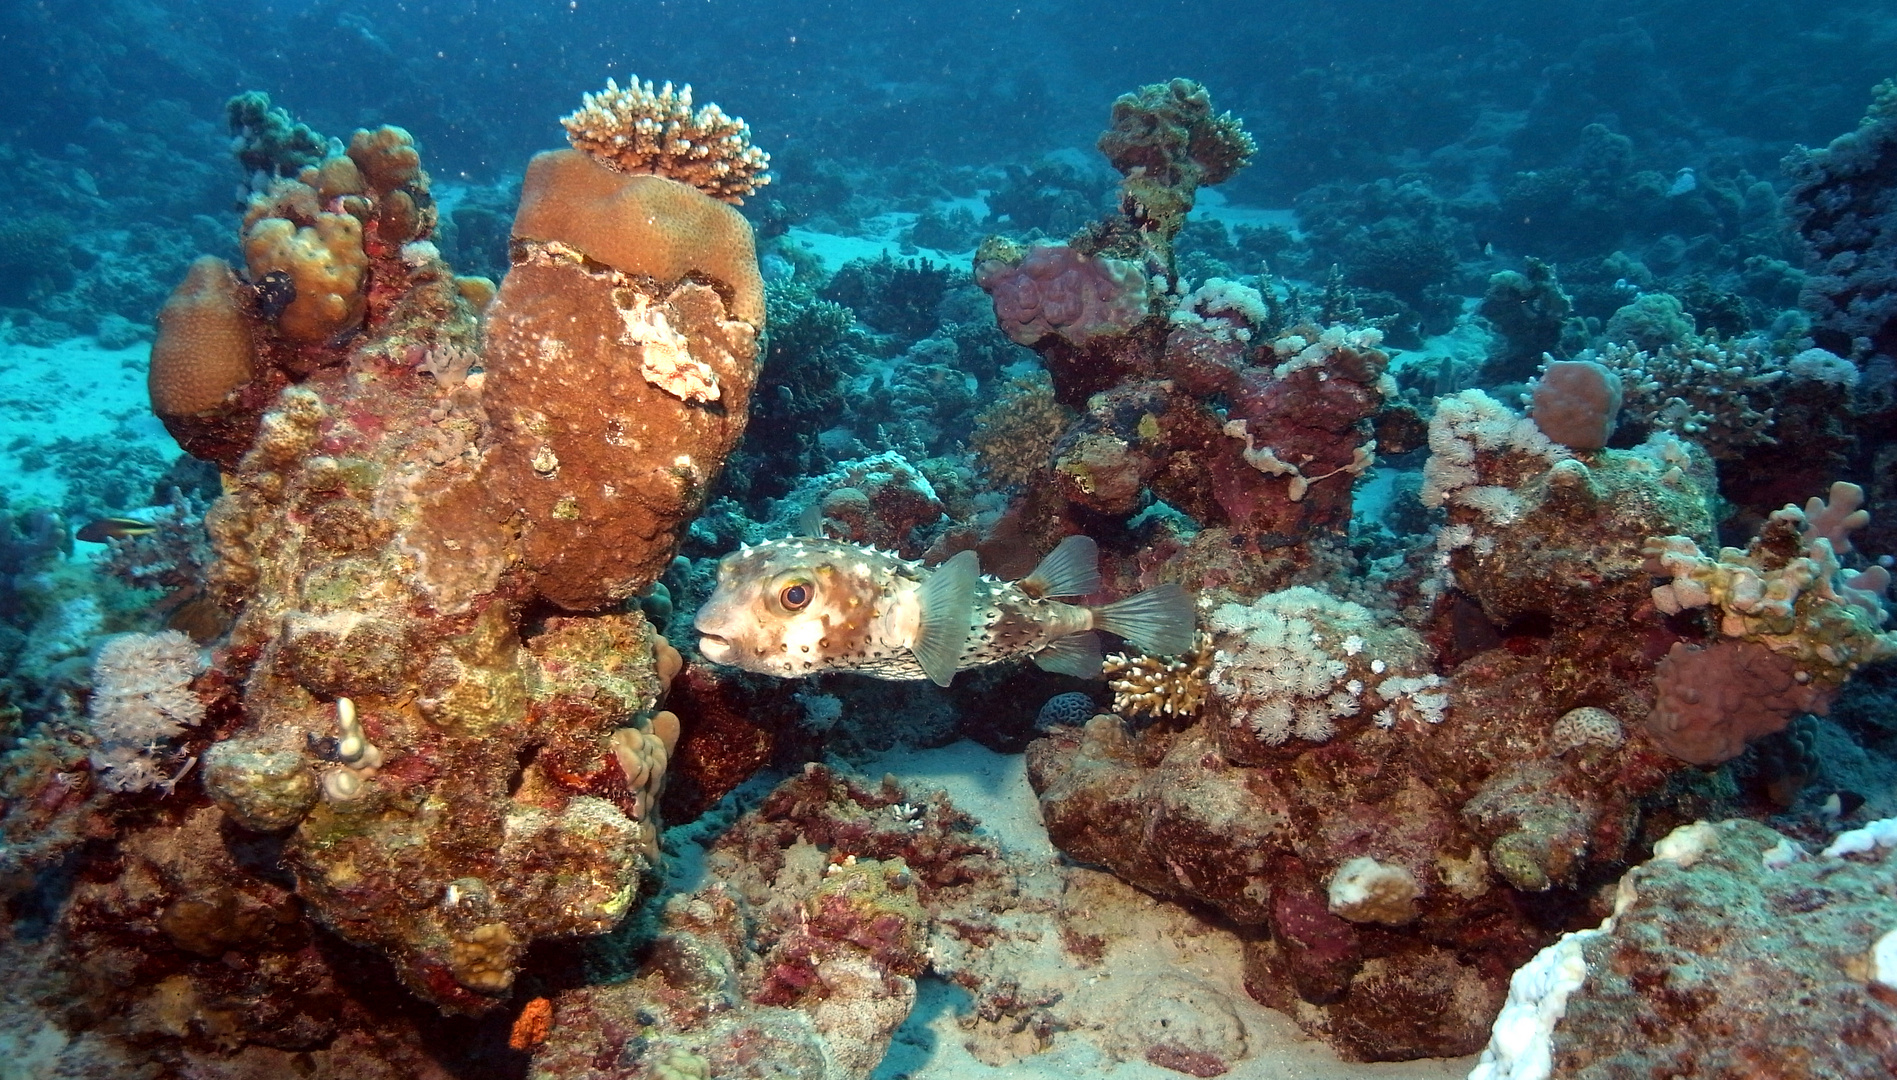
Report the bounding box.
[98,90,765,1017]
[1549,819,1897,1078]
[975,241,1151,348]
[529,766,1021,1080]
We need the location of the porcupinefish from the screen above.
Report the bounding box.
[693,535,1196,686]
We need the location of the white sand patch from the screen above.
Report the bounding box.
[864,740,1476,1080]
[786,211,978,275]
[1190,188,1299,242]
[0,337,182,512]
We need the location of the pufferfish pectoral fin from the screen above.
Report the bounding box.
[1032,631,1104,679]
[913,549,980,687]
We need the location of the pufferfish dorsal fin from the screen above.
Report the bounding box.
[1020,535,1102,599]
[913,549,980,687]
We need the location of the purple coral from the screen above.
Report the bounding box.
[1647,639,1834,765]
[975,243,1150,347]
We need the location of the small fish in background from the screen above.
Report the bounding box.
[694,534,1197,686]
[75,516,159,543]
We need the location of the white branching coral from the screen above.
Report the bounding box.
[87,630,205,792]
[1105,631,1214,718]
[563,77,771,204]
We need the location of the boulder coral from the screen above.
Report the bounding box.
[148,255,257,418]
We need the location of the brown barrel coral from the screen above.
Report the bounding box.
[511,148,764,327]
[149,256,257,416]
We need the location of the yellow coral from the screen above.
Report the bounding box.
[971,371,1072,488]
[1105,631,1213,718]
[242,212,368,343]
[1645,484,1897,684]
[562,77,770,204]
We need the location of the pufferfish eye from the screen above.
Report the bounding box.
[779,581,813,610]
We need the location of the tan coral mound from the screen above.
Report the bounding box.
[149,256,257,416]
[511,148,764,327]
[242,212,369,343]
[562,76,770,204]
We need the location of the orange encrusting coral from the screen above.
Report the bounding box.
[509,996,554,1051]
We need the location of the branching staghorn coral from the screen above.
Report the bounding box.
[1589,337,1782,458]
[563,77,771,204]
[1104,631,1213,719]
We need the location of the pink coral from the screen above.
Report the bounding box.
[975,243,1149,347]
[1647,639,1835,765]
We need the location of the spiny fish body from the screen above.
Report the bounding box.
[693,535,1196,686]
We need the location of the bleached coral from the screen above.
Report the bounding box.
[87,630,206,792]
[1420,389,1567,515]
[1170,278,1269,342]
[563,77,771,204]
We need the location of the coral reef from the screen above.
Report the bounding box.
[1785,78,1897,360]
[529,765,1020,1079]
[52,85,769,1019]
[1471,818,1897,1079]
[1097,78,1255,249]
[85,629,205,793]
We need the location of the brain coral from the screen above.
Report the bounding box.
[149,255,257,416]
[511,148,764,328]
[974,242,1150,347]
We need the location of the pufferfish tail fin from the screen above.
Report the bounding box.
[914,549,980,687]
[1093,582,1197,658]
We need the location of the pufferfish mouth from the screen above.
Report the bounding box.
[697,634,733,662]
